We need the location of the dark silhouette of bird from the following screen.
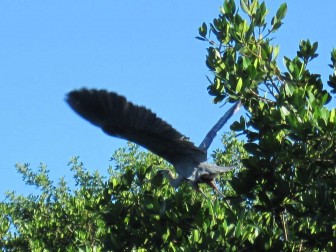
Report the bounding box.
[66,88,241,196]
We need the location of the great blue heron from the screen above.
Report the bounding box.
[66,88,241,196]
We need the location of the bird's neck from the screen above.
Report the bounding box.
[166,170,184,188]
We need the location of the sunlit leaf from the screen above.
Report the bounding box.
[240,0,250,15]
[236,78,243,92]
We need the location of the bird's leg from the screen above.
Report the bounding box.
[206,180,234,212]
[190,182,208,199]
[198,188,209,199]
[206,180,225,198]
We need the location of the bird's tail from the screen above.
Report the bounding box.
[209,164,234,173]
[198,163,234,173]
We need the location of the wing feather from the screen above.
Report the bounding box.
[66,88,206,165]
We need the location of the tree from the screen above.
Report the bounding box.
[198,0,335,250]
[1,0,335,251]
[0,140,247,251]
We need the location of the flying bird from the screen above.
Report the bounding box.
[66,88,241,197]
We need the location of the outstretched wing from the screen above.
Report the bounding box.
[66,89,206,165]
[199,101,241,151]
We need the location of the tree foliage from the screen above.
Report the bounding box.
[0,141,247,251]
[1,0,335,251]
[198,0,335,250]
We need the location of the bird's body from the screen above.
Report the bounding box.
[67,88,240,196]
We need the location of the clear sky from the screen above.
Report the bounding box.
[1,0,335,198]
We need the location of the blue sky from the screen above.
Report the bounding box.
[1,0,335,198]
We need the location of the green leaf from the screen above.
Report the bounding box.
[271,20,282,32]
[273,45,280,59]
[231,116,246,131]
[276,3,287,20]
[243,57,251,69]
[244,22,254,41]
[236,78,243,92]
[312,41,318,53]
[330,108,336,123]
[195,36,207,41]
[284,83,294,97]
[193,229,200,242]
[283,56,291,69]
[198,22,207,37]
[330,48,336,66]
[240,0,250,15]
[250,0,258,15]
[254,6,265,27]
